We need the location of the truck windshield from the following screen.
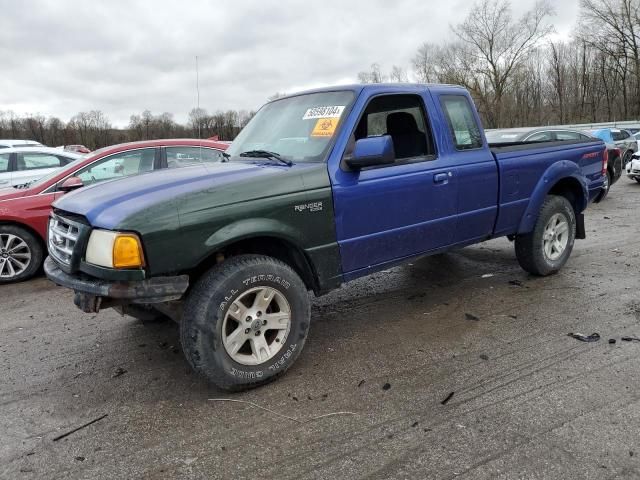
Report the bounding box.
[226,90,355,163]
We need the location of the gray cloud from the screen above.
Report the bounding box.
[0,0,579,126]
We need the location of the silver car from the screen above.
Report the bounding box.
[0,147,81,188]
[0,139,43,149]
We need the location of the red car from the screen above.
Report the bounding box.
[0,139,229,283]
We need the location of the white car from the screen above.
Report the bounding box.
[0,139,43,149]
[626,155,640,183]
[0,147,81,188]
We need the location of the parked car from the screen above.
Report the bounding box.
[63,145,91,154]
[588,128,636,166]
[0,147,81,188]
[625,156,640,183]
[44,83,606,391]
[0,139,44,148]
[485,127,593,144]
[485,127,620,201]
[0,139,228,283]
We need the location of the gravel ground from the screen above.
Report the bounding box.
[1,180,640,479]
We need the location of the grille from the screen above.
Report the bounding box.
[48,215,81,266]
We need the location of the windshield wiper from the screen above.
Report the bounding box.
[239,150,292,166]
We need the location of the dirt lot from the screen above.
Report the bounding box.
[1,180,640,479]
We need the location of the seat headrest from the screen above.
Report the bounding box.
[386,112,419,135]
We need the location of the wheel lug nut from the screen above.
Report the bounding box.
[245,328,250,334]
[245,316,251,322]
[255,331,260,336]
[262,320,267,325]
[256,311,262,317]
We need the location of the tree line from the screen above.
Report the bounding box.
[358,0,640,129]
[3,0,637,148]
[0,108,255,150]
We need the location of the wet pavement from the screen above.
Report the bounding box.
[2,180,640,479]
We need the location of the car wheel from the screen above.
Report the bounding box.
[114,304,168,324]
[180,254,310,391]
[596,170,611,202]
[515,195,576,276]
[623,150,633,166]
[0,225,43,284]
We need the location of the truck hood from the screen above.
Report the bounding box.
[53,161,314,229]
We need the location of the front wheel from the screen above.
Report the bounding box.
[597,170,611,202]
[515,195,576,276]
[0,225,43,283]
[180,255,310,391]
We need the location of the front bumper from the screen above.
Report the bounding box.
[44,256,189,313]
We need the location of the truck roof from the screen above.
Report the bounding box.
[271,83,468,102]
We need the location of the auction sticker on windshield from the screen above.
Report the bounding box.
[311,118,339,137]
[303,105,345,120]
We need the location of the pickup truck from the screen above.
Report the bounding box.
[44,83,607,390]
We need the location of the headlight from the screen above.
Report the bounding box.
[85,230,145,269]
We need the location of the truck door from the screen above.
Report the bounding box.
[330,92,459,278]
[435,94,499,244]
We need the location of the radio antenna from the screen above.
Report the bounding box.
[196,55,201,140]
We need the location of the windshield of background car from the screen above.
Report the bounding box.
[226,90,355,162]
[484,130,525,143]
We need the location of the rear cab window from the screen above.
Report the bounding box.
[0,153,9,172]
[439,95,483,150]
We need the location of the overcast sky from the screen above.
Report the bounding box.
[0,0,580,127]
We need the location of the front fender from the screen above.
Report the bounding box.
[517,161,588,235]
[203,217,304,255]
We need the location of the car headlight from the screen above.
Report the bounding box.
[85,230,145,269]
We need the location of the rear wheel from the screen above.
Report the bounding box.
[515,195,576,276]
[0,225,43,283]
[180,254,310,391]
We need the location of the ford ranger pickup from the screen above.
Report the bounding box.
[44,83,607,390]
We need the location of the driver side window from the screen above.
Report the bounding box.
[73,148,156,187]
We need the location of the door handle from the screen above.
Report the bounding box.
[433,172,451,184]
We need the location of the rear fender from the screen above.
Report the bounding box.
[517,161,588,235]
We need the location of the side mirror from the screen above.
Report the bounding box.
[345,135,395,170]
[58,176,84,192]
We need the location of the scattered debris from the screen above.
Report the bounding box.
[609,339,616,344]
[481,273,495,278]
[630,451,634,457]
[208,399,357,424]
[52,414,108,442]
[357,379,365,388]
[508,315,518,319]
[508,280,524,287]
[441,392,455,405]
[382,383,391,391]
[111,367,127,378]
[604,216,611,219]
[567,332,600,342]
[411,421,419,428]
[291,396,299,402]
[158,341,169,349]
[479,354,489,361]
[74,456,85,462]
[20,467,33,473]
[621,336,640,342]
[465,313,480,321]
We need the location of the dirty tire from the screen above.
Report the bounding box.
[114,304,168,324]
[515,195,576,276]
[0,224,43,284]
[597,170,611,202]
[180,254,310,391]
[636,178,640,184]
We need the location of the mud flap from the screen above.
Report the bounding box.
[576,213,586,239]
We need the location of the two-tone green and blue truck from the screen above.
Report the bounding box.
[45,83,607,390]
